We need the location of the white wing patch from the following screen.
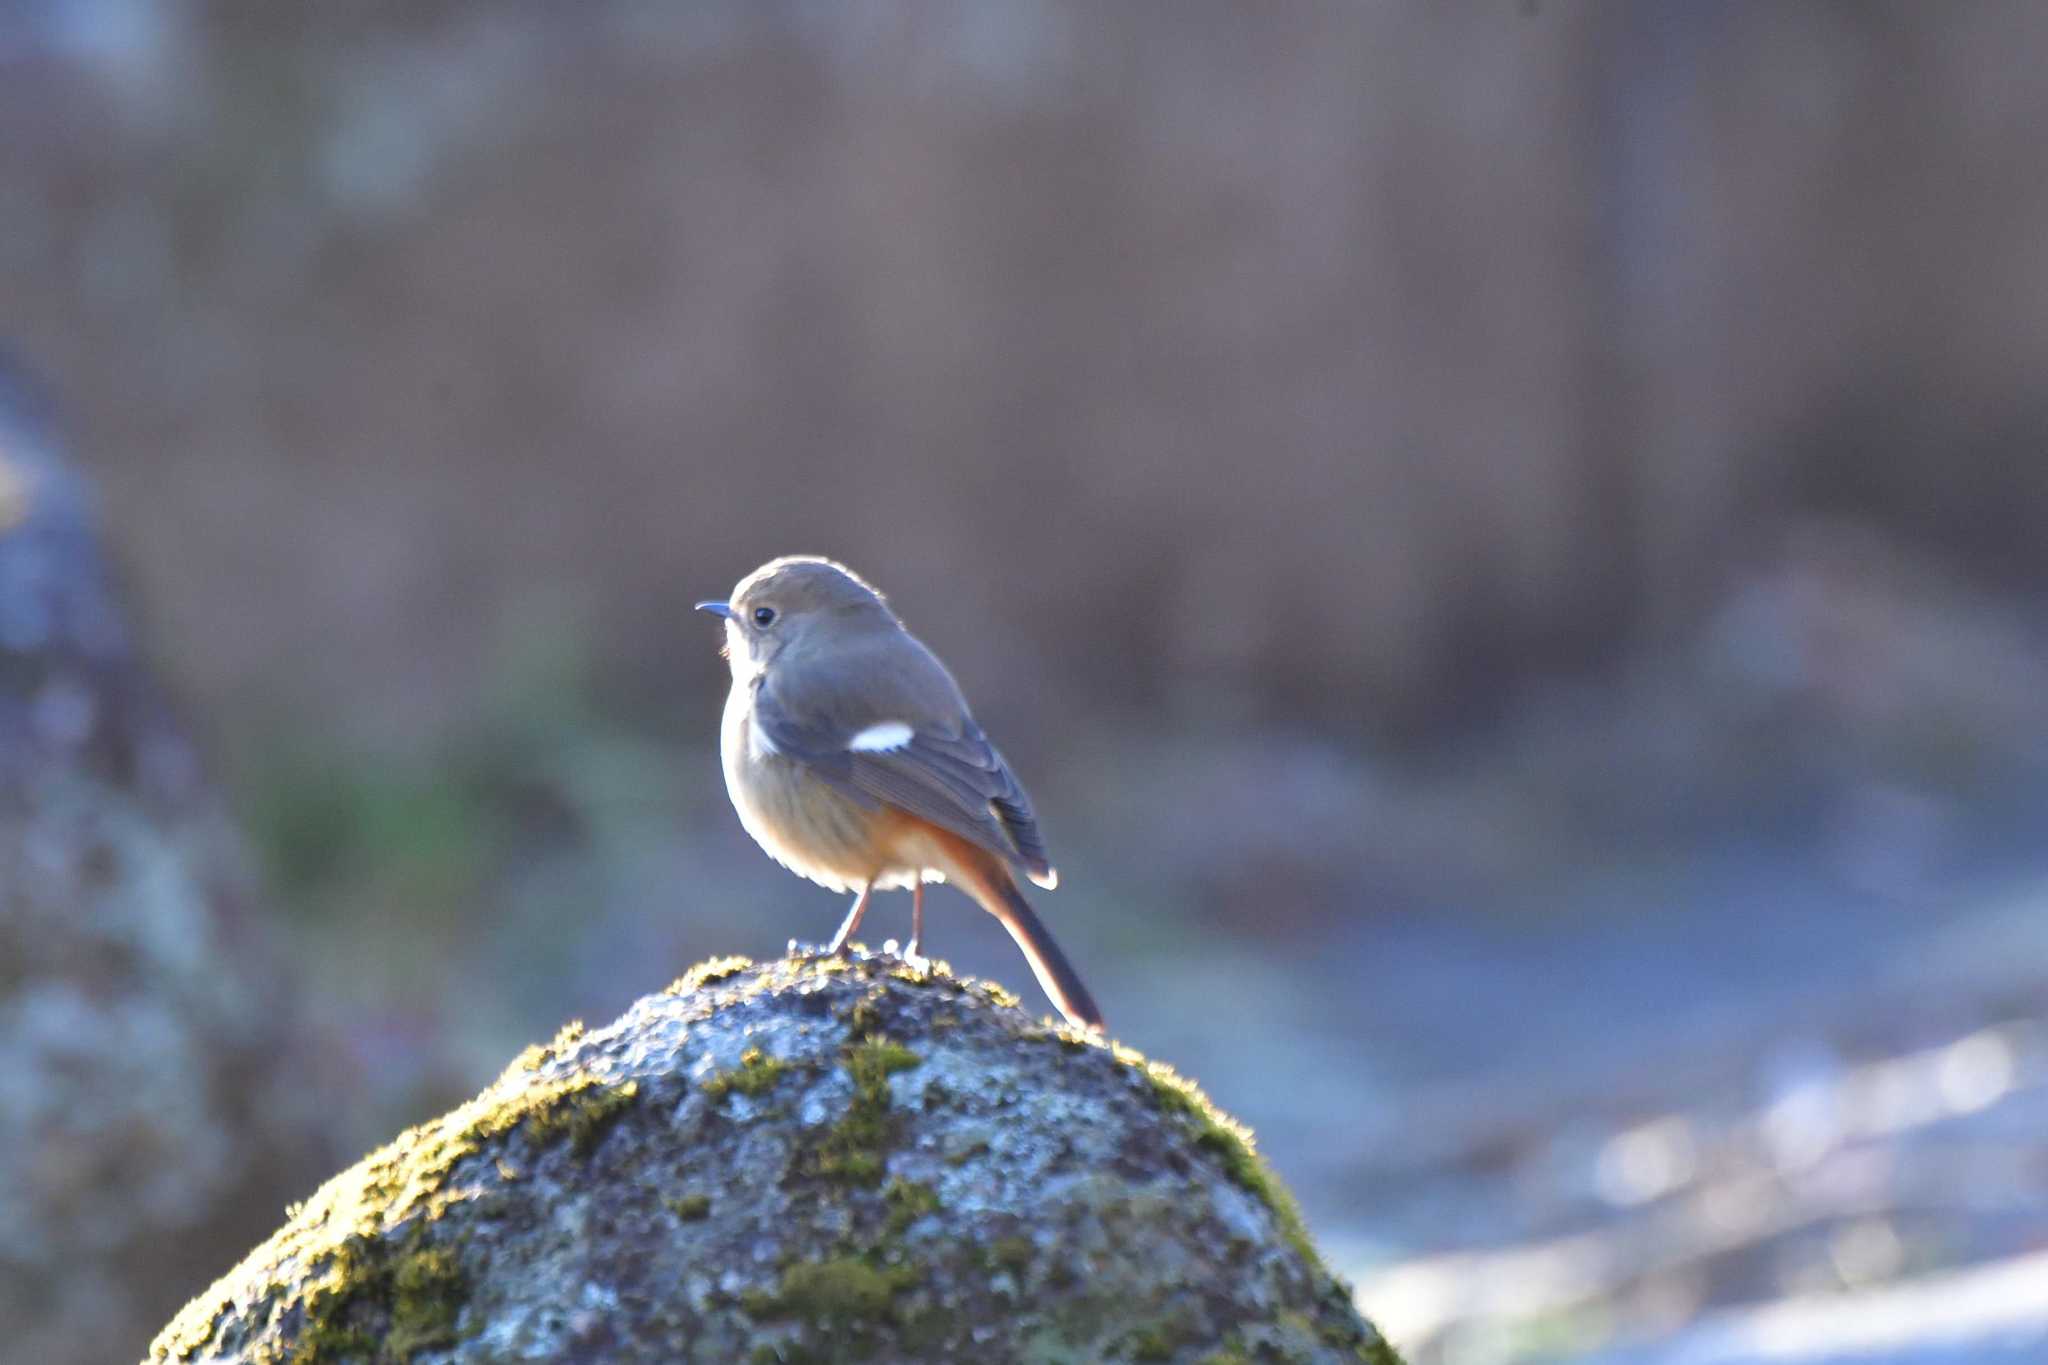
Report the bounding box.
[848,720,915,752]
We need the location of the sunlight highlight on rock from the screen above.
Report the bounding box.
[1595,1116,1700,1207]
[1936,1027,2016,1115]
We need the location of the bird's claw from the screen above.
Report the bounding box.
[790,937,925,971]
[881,938,931,975]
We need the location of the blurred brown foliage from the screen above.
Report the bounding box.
[5,2,2047,759]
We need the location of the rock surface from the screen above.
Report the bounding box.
[0,356,340,1365]
[152,952,1402,1364]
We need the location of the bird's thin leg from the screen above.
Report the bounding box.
[904,881,928,971]
[826,882,874,957]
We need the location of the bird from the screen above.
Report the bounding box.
[698,556,1104,1032]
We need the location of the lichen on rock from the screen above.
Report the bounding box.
[151,951,1403,1364]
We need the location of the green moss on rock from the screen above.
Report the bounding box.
[385,1241,468,1358]
[1127,1319,1195,1361]
[279,1222,469,1365]
[153,1061,638,1363]
[809,1037,920,1185]
[1130,1051,1323,1275]
[519,1076,639,1156]
[882,1178,940,1235]
[743,1255,918,1324]
[990,1235,1035,1276]
[669,955,753,995]
[701,1046,792,1100]
[505,1018,588,1076]
[667,1192,712,1221]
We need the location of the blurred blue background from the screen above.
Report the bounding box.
[6,3,2048,1362]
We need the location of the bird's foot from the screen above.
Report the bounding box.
[787,938,846,960]
[882,938,931,975]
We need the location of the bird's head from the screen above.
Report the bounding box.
[697,555,898,676]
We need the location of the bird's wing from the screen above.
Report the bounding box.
[752,634,1056,886]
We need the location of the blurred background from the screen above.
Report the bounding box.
[6,3,2048,1362]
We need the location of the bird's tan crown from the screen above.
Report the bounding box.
[731,556,890,619]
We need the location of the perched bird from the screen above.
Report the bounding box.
[699,556,1104,1032]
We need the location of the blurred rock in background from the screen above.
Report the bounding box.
[0,356,344,1365]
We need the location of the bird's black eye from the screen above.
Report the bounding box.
[752,606,777,627]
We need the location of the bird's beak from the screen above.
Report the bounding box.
[695,600,734,620]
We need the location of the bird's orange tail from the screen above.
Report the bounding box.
[982,872,1105,1033]
[919,826,1103,1032]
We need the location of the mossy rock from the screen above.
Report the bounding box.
[151,952,1402,1364]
